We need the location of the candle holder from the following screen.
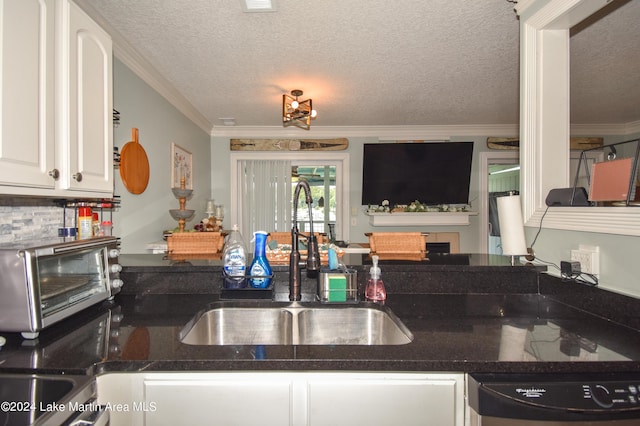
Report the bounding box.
[170,176,195,232]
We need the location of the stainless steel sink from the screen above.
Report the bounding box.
[179,305,293,345]
[179,301,413,346]
[297,307,412,345]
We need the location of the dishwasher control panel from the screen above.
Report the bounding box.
[469,373,640,421]
[484,380,640,410]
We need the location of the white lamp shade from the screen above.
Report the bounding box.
[497,194,528,256]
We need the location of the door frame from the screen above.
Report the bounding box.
[229,152,351,242]
[479,151,519,253]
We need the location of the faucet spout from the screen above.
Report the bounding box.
[289,179,321,301]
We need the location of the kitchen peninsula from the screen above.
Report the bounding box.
[1,254,639,425]
[2,253,639,372]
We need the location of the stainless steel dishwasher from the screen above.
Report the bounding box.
[468,373,640,425]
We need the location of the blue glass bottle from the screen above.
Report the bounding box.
[249,231,273,288]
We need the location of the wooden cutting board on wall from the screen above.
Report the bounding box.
[119,128,150,194]
[487,137,603,150]
[231,138,348,151]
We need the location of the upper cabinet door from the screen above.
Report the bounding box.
[58,0,113,194]
[0,0,56,189]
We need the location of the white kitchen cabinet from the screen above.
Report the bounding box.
[142,374,295,426]
[306,373,464,426]
[0,0,113,197]
[0,0,56,190]
[57,0,113,194]
[97,372,295,426]
[97,372,465,426]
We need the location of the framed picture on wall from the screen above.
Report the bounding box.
[171,143,192,189]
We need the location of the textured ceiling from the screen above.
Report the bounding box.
[77,0,639,130]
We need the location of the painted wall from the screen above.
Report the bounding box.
[112,59,211,253]
[212,135,495,253]
[524,131,640,298]
[214,132,640,299]
[2,56,636,299]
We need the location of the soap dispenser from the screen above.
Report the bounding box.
[223,224,248,288]
[365,255,386,303]
[248,230,273,288]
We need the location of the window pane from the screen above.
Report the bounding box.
[292,165,336,239]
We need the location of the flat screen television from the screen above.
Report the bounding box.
[361,142,474,206]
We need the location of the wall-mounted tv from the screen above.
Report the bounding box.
[361,142,474,206]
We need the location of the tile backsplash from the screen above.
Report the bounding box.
[0,198,74,244]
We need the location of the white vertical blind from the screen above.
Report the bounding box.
[239,160,291,242]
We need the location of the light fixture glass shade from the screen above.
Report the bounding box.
[282,90,316,130]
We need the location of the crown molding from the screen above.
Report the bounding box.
[625,120,640,135]
[571,121,640,136]
[112,44,213,134]
[67,1,640,141]
[210,124,520,139]
[73,0,213,134]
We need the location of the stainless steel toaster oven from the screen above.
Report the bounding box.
[0,236,122,339]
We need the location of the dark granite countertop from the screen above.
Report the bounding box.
[1,254,639,377]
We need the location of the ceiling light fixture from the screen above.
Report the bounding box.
[282,90,317,130]
[219,117,236,126]
[241,0,276,12]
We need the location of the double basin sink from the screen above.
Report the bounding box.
[179,301,413,346]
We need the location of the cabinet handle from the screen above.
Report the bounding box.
[48,169,60,180]
[73,172,83,182]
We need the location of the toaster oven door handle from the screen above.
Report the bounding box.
[51,239,114,254]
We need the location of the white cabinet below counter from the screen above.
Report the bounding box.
[97,372,466,426]
[0,0,113,198]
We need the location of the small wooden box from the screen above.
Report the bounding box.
[267,232,327,246]
[366,232,427,255]
[167,232,225,254]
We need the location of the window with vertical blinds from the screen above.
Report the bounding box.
[238,160,292,239]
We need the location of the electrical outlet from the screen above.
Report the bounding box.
[570,245,600,276]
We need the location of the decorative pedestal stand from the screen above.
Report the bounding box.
[170,177,194,232]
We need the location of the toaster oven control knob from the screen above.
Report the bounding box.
[110,264,122,273]
[111,278,124,289]
[109,248,120,258]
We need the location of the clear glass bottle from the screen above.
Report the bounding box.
[249,231,272,288]
[365,255,386,303]
[223,224,247,288]
[92,213,100,236]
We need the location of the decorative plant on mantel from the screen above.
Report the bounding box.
[367,200,471,214]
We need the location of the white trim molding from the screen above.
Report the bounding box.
[365,212,477,227]
[211,124,520,140]
[478,151,520,253]
[515,0,640,237]
[528,207,640,237]
[73,0,213,134]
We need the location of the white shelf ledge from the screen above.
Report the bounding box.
[366,211,477,226]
